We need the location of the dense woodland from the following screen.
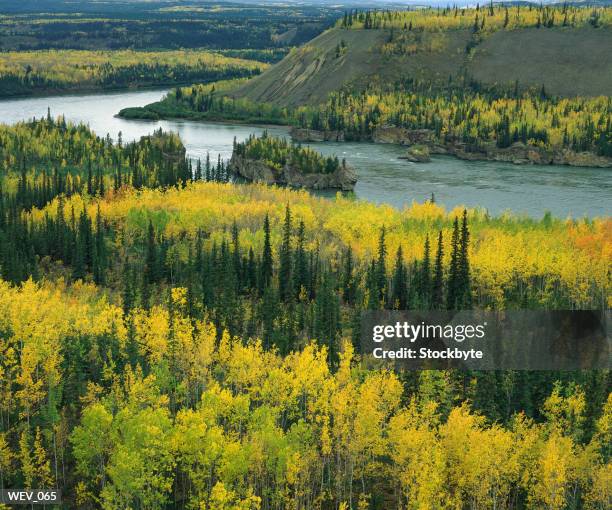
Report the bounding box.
[124,4,612,161]
[339,4,612,32]
[234,133,341,174]
[0,50,267,98]
[0,3,610,509]
[0,118,609,509]
[0,3,339,51]
[154,79,612,158]
[296,85,612,157]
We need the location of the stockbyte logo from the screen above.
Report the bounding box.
[361,310,610,371]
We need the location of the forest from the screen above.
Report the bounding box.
[0,117,609,509]
[338,4,612,32]
[233,133,341,174]
[0,1,337,97]
[294,85,612,157]
[0,3,339,51]
[0,50,268,98]
[142,79,612,159]
[119,4,612,165]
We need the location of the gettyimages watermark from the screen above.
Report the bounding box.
[360,310,610,370]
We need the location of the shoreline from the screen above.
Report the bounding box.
[118,106,612,170]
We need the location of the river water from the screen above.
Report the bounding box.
[1,88,610,218]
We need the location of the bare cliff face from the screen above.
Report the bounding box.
[228,155,357,191]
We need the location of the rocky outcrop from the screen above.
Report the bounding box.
[229,155,357,191]
[446,141,612,168]
[399,144,431,163]
[290,124,612,168]
[372,125,435,146]
[290,128,345,142]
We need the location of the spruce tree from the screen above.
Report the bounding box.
[421,234,431,307]
[247,247,257,292]
[231,220,242,292]
[376,226,387,306]
[260,213,273,293]
[145,221,158,285]
[391,245,407,309]
[446,217,460,309]
[458,209,472,309]
[432,231,444,309]
[293,220,308,300]
[93,204,105,285]
[278,205,293,302]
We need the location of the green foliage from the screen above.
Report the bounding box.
[0,49,267,98]
[338,5,612,32]
[234,132,341,174]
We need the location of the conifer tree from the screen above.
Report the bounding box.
[293,220,308,300]
[432,231,445,309]
[145,221,158,285]
[260,213,273,293]
[93,204,105,285]
[458,209,472,309]
[278,205,293,302]
[231,220,242,292]
[421,234,431,307]
[447,217,461,309]
[376,226,387,306]
[391,245,407,309]
[342,245,354,305]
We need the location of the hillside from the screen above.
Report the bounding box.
[231,24,612,107]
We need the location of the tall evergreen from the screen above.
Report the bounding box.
[231,220,242,292]
[260,213,273,293]
[293,220,308,300]
[432,231,445,309]
[421,234,431,307]
[458,209,472,309]
[342,245,354,305]
[375,226,387,306]
[93,204,105,285]
[391,245,407,309]
[446,217,461,309]
[278,205,293,302]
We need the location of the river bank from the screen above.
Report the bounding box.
[229,154,357,191]
[120,104,612,169]
[1,88,610,217]
[291,126,612,169]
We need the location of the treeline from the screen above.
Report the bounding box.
[0,182,609,508]
[0,277,609,509]
[0,50,267,98]
[233,132,342,174]
[339,4,612,32]
[0,119,609,507]
[127,81,293,124]
[295,84,612,156]
[217,48,289,64]
[144,78,612,158]
[0,116,192,205]
[0,6,338,51]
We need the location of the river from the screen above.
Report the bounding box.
[1,88,610,218]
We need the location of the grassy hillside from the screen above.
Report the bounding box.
[466,27,612,97]
[232,8,612,107]
[231,27,469,107]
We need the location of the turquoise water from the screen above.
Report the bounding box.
[1,89,610,218]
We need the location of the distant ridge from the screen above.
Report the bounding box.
[232,24,612,107]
